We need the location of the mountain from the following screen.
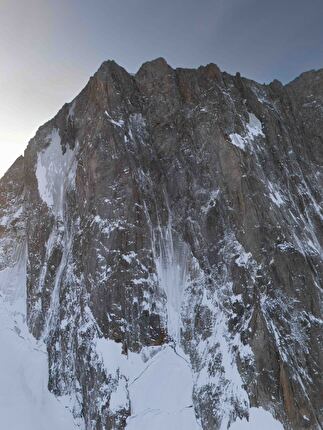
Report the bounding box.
[0,58,322,429]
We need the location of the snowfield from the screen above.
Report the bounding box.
[230,407,284,429]
[0,254,78,430]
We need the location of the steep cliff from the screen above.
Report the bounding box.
[0,59,322,429]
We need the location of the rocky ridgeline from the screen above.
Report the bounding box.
[0,58,322,429]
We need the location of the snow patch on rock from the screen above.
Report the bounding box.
[268,181,285,207]
[201,190,220,214]
[246,113,265,139]
[229,133,246,150]
[229,113,264,151]
[104,111,125,128]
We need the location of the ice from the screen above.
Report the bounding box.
[36,128,77,218]
[154,226,188,342]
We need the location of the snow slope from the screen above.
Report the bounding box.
[96,338,200,430]
[230,407,284,429]
[0,250,78,430]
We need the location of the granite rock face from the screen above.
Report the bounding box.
[0,59,322,429]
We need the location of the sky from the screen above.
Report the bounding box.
[0,0,322,176]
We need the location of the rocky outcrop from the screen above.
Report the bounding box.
[0,58,322,429]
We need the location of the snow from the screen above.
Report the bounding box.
[0,206,22,227]
[230,407,283,429]
[229,113,264,151]
[235,250,252,267]
[68,101,76,119]
[128,346,198,430]
[201,190,219,214]
[95,337,199,430]
[0,245,78,430]
[246,113,265,139]
[251,85,270,105]
[43,227,74,339]
[104,111,125,128]
[0,243,26,311]
[109,377,128,413]
[196,314,250,407]
[36,128,77,218]
[122,251,137,264]
[267,181,285,207]
[92,214,124,236]
[186,234,260,428]
[126,406,198,430]
[0,301,78,430]
[230,133,246,150]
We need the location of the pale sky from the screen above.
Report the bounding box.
[1,0,322,176]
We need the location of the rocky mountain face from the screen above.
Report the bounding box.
[0,58,322,429]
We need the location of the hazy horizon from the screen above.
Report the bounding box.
[1,0,323,176]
